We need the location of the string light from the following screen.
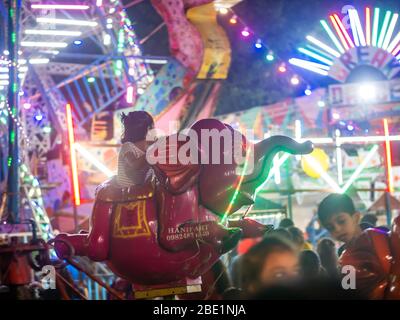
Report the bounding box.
[241,28,250,37]
[230,16,238,24]
[3,100,31,147]
[217,7,228,15]
[266,51,275,61]
[290,75,300,85]
[225,7,314,95]
[278,63,287,73]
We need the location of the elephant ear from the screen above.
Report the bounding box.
[148,133,201,194]
[190,119,253,216]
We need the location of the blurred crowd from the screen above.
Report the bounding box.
[196,193,392,300]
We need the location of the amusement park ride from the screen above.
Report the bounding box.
[0,1,399,300]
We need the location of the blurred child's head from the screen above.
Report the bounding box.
[279,218,294,229]
[287,226,305,250]
[317,193,361,244]
[317,238,338,277]
[269,227,292,241]
[120,111,154,144]
[360,213,378,227]
[299,250,321,279]
[241,235,299,295]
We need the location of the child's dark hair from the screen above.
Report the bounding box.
[120,111,154,143]
[317,193,355,225]
[279,218,294,229]
[241,235,296,293]
[287,226,305,247]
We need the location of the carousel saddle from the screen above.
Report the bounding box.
[95,176,154,203]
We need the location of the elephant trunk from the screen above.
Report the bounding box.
[242,136,313,192]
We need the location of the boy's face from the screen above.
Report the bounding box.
[321,212,361,244]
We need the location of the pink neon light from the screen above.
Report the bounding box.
[31,4,90,10]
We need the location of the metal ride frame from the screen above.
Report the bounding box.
[0,0,170,299]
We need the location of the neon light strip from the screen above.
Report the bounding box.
[377,11,392,48]
[289,58,330,70]
[306,44,335,60]
[366,7,371,46]
[31,4,90,10]
[28,58,49,64]
[392,43,400,56]
[298,47,333,65]
[372,8,380,46]
[295,120,302,161]
[387,32,400,53]
[21,41,68,48]
[348,9,360,46]
[337,147,343,185]
[306,35,340,57]
[335,130,343,185]
[383,13,399,50]
[383,119,394,193]
[320,20,345,54]
[36,18,98,27]
[339,135,400,143]
[126,85,134,103]
[295,120,302,140]
[303,155,342,193]
[222,147,252,222]
[255,154,290,197]
[288,58,329,76]
[74,143,114,178]
[333,14,355,48]
[39,50,60,55]
[349,9,366,46]
[24,29,82,36]
[330,15,350,50]
[66,103,81,206]
[340,145,379,193]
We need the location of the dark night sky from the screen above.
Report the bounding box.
[125,0,400,114]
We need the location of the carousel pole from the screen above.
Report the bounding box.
[5,0,21,223]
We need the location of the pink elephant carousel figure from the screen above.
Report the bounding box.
[53,117,313,298]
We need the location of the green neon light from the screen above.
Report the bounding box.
[377,10,391,48]
[221,148,252,223]
[306,44,335,60]
[10,130,15,144]
[372,8,380,46]
[7,156,12,167]
[320,20,345,54]
[11,32,16,44]
[254,154,290,197]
